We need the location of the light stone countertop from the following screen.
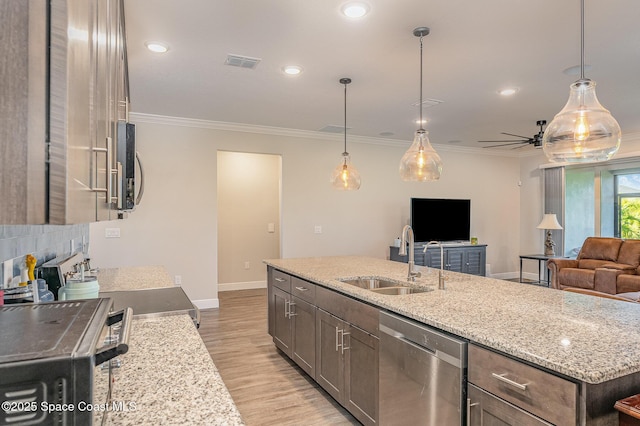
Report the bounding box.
[264,255,640,385]
[97,266,174,291]
[98,266,244,425]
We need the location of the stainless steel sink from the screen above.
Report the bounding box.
[337,277,431,295]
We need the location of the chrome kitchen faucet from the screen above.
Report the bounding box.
[424,241,445,290]
[399,225,421,282]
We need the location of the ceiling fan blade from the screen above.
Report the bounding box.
[512,144,530,150]
[482,142,527,148]
[500,132,531,139]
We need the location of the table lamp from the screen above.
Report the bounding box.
[537,214,563,256]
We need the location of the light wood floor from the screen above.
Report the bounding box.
[198,289,359,425]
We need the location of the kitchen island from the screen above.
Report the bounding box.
[264,255,640,424]
[97,266,243,425]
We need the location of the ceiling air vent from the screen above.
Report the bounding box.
[411,98,444,108]
[318,125,351,133]
[225,54,261,69]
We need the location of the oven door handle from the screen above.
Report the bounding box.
[95,307,133,366]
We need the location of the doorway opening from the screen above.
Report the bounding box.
[217,151,282,291]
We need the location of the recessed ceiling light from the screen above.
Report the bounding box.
[341,2,370,18]
[145,41,169,53]
[498,87,519,96]
[282,65,302,76]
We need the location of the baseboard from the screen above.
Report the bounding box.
[218,280,267,292]
[192,298,219,309]
[491,272,543,281]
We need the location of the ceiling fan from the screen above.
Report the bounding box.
[479,120,547,149]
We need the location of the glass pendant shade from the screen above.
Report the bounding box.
[399,129,442,181]
[543,79,621,163]
[331,152,361,190]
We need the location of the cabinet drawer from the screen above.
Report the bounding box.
[468,344,577,426]
[291,277,316,304]
[272,269,291,292]
[316,286,378,336]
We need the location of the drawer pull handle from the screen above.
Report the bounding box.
[491,373,528,391]
[275,277,286,282]
[294,286,309,292]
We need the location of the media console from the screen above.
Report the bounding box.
[389,243,487,276]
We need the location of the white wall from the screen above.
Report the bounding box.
[90,114,525,306]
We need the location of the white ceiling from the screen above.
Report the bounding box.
[123,0,640,150]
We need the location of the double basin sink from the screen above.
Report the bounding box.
[337,277,432,295]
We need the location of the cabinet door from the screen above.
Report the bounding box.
[465,248,486,276]
[291,296,316,379]
[423,248,442,269]
[446,248,465,272]
[272,286,292,356]
[316,309,344,402]
[344,325,378,426]
[468,384,552,426]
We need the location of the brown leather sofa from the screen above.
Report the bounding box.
[547,237,640,295]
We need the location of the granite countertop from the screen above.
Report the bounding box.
[264,256,640,385]
[98,266,243,425]
[97,266,175,291]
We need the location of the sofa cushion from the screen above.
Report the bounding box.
[577,259,627,270]
[616,274,640,293]
[617,239,640,268]
[558,268,595,289]
[578,237,623,261]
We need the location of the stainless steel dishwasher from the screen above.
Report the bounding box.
[379,311,467,425]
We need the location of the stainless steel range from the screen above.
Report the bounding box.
[0,299,132,425]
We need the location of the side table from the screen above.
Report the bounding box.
[519,254,566,287]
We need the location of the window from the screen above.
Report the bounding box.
[544,159,640,257]
[615,173,640,239]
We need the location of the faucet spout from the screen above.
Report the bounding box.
[424,241,446,290]
[400,225,421,282]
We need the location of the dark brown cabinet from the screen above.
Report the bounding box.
[268,268,316,378]
[1,0,129,224]
[267,266,378,425]
[316,308,378,426]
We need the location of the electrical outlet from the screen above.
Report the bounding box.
[174,275,182,286]
[105,228,121,238]
[314,225,322,234]
[244,261,250,270]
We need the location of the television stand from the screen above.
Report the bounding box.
[389,242,487,276]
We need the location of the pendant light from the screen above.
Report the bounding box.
[542,0,621,163]
[399,27,442,182]
[331,78,361,190]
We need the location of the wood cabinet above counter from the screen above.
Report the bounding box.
[1,0,130,224]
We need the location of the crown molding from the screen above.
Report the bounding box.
[128,112,566,158]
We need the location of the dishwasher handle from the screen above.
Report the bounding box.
[380,323,436,355]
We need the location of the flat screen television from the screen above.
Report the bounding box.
[410,198,471,242]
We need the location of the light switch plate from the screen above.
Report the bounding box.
[314,225,322,234]
[267,223,275,233]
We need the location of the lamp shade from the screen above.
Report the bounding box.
[537,214,563,230]
[542,79,621,163]
[330,153,361,190]
[399,129,442,181]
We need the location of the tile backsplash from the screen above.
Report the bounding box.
[0,224,89,287]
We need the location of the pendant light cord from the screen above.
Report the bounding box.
[580,0,585,80]
[419,34,424,130]
[344,81,348,155]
